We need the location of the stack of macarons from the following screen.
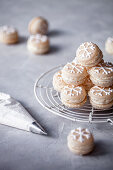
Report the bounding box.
[27,16,50,54]
[88,62,113,109]
[53,41,113,109]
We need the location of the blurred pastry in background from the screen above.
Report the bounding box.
[105,37,113,55]
[0,25,18,44]
[28,17,48,35]
[27,34,50,54]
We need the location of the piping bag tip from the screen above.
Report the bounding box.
[29,122,47,136]
[40,130,47,136]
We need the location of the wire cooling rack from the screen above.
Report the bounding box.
[34,65,113,125]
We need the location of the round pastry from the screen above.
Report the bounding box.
[61,85,87,108]
[83,76,93,92]
[67,127,94,155]
[88,86,113,109]
[89,63,113,87]
[0,25,18,44]
[53,70,66,92]
[28,17,48,35]
[76,42,103,67]
[62,62,88,86]
[27,34,50,54]
[105,37,113,55]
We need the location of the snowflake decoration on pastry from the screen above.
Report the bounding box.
[77,42,95,58]
[91,86,113,96]
[56,72,63,81]
[71,127,91,143]
[93,65,113,74]
[30,34,48,43]
[0,25,16,34]
[64,85,82,96]
[64,63,84,74]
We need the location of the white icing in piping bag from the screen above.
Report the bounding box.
[0,92,47,135]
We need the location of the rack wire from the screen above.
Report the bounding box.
[34,65,113,125]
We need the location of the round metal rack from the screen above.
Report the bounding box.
[34,65,113,125]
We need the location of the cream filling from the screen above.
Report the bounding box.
[91,99,113,106]
[61,96,86,104]
[90,97,113,105]
[90,75,113,82]
[63,76,86,84]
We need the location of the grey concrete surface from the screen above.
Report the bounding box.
[0,0,113,169]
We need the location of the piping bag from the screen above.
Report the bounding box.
[0,92,47,135]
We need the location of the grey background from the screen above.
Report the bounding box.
[0,0,113,169]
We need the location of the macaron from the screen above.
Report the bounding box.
[62,62,88,86]
[28,16,48,35]
[53,70,66,92]
[88,85,113,109]
[67,127,94,155]
[27,34,49,54]
[61,85,87,108]
[76,42,103,67]
[89,63,113,87]
[0,25,18,44]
